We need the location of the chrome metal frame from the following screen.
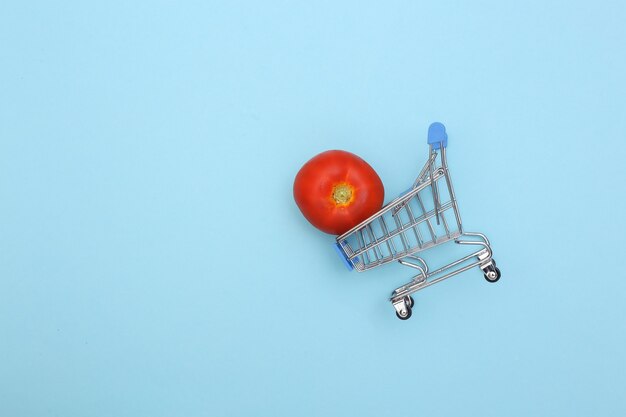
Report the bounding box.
[335,135,499,320]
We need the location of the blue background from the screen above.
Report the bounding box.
[1,1,625,416]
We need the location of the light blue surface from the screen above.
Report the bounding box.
[1,1,625,416]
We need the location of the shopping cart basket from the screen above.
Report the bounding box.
[335,122,500,320]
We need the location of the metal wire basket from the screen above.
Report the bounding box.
[335,122,500,320]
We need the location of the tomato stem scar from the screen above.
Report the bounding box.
[332,183,354,206]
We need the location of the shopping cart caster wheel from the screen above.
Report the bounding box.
[396,307,412,320]
[407,295,414,308]
[483,266,501,283]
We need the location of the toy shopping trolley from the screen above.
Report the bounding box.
[335,122,500,320]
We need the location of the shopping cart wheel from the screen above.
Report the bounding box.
[483,265,501,283]
[407,295,415,308]
[396,307,412,320]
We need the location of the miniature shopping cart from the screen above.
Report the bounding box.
[335,122,500,320]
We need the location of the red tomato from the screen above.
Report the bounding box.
[293,150,385,235]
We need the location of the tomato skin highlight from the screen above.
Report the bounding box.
[293,150,385,235]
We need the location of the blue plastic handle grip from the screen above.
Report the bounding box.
[427,122,448,150]
[334,242,354,271]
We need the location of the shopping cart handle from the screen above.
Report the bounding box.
[334,242,354,271]
[427,122,448,150]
